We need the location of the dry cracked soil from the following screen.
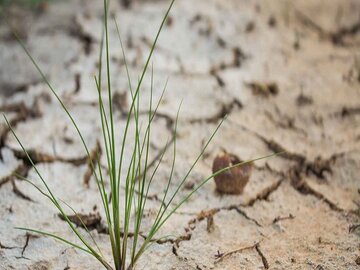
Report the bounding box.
[0,0,360,269]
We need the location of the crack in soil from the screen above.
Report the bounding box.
[217,46,247,70]
[227,206,263,227]
[230,119,342,180]
[337,106,360,118]
[143,97,242,127]
[295,8,360,46]
[0,93,50,160]
[16,233,39,259]
[189,99,243,124]
[263,138,344,180]
[264,110,307,136]
[0,103,37,161]
[349,223,360,233]
[68,17,94,55]
[18,241,29,259]
[0,140,103,194]
[0,163,28,188]
[0,80,42,98]
[255,243,269,269]
[245,179,283,207]
[272,213,295,224]
[330,20,360,46]
[168,178,283,254]
[8,140,101,182]
[11,148,88,167]
[209,46,248,87]
[210,70,225,87]
[0,241,16,250]
[12,180,33,202]
[290,171,343,212]
[137,112,174,132]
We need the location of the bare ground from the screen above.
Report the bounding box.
[0,0,359,269]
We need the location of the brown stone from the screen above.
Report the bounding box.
[212,152,252,194]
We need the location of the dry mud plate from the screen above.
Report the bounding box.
[1,0,360,269]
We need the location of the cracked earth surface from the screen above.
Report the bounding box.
[0,0,360,269]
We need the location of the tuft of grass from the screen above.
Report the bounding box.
[3,0,279,269]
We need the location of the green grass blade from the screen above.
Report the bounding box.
[4,114,109,267]
[115,0,176,194]
[60,199,104,257]
[15,227,113,270]
[15,168,108,264]
[14,173,104,256]
[131,67,154,262]
[149,116,227,235]
[148,101,181,234]
[9,26,101,185]
[15,227,92,255]
[7,22,114,261]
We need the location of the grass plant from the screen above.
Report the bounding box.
[3,0,277,269]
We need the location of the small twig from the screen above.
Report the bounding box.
[214,240,262,263]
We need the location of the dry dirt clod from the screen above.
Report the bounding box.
[268,16,277,28]
[58,212,107,233]
[59,212,100,227]
[184,181,195,190]
[166,16,174,27]
[232,47,246,67]
[121,0,132,9]
[206,215,215,233]
[246,81,279,97]
[296,93,313,106]
[212,152,253,194]
[245,21,255,33]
